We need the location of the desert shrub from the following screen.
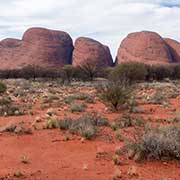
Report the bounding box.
[0,96,25,116]
[64,95,75,104]
[97,79,132,111]
[44,117,59,129]
[150,89,168,105]
[115,130,126,141]
[0,104,25,116]
[125,125,180,161]
[74,93,94,103]
[0,82,7,93]
[110,62,147,83]
[69,102,86,113]
[111,114,145,130]
[65,93,94,104]
[79,123,96,139]
[58,117,73,130]
[58,113,108,139]
[43,95,59,104]
[0,97,11,106]
[95,115,109,126]
[102,67,114,79]
[69,114,97,139]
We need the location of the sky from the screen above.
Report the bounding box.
[1,0,180,59]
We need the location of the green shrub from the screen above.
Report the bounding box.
[146,65,173,81]
[79,123,96,139]
[110,62,147,83]
[0,82,7,93]
[97,80,132,111]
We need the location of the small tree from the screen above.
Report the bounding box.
[61,65,76,83]
[77,59,104,81]
[20,64,41,80]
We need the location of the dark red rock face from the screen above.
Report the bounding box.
[164,38,180,63]
[72,37,113,67]
[116,31,173,65]
[0,27,73,69]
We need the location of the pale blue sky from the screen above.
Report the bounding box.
[1,0,180,58]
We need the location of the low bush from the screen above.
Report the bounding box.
[69,114,97,139]
[65,93,94,104]
[58,117,73,130]
[74,93,94,103]
[124,125,180,161]
[0,82,7,93]
[150,89,168,105]
[44,117,59,129]
[97,79,132,111]
[58,113,108,139]
[0,96,25,116]
[111,114,145,130]
[69,102,86,113]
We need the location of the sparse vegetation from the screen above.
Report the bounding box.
[0,67,179,179]
[124,125,180,161]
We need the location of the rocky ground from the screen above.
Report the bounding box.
[0,79,180,180]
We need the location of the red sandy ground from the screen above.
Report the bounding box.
[0,85,180,180]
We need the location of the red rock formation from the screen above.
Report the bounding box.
[0,27,73,69]
[72,37,113,67]
[116,31,173,65]
[164,38,180,63]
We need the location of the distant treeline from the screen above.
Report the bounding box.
[1,62,180,82]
